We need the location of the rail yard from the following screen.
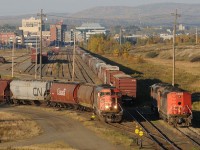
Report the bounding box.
[0,46,199,150]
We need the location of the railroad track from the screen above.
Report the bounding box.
[45,55,55,76]
[176,127,200,148]
[23,63,35,74]
[75,54,95,83]
[132,109,181,149]
[6,55,31,71]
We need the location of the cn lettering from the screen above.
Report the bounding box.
[33,88,43,96]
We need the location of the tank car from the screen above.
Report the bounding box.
[150,83,192,127]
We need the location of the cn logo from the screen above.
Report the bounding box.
[33,88,43,96]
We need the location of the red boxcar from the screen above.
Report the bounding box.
[50,82,80,104]
[0,79,11,103]
[106,70,125,85]
[113,74,137,103]
[31,53,48,64]
[100,66,119,84]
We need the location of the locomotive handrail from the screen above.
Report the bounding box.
[186,105,193,119]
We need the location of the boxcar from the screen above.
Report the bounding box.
[113,74,137,103]
[106,70,125,85]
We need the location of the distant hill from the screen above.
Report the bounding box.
[1,3,200,27]
[70,3,200,26]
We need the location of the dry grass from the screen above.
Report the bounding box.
[8,141,76,150]
[0,112,42,143]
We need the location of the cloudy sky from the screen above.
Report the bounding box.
[0,0,200,15]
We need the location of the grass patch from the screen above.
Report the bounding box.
[0,112,42,143]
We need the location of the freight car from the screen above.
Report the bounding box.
[1,79,123,123]
[31,48,48,64]
[150,83,192,127]
[76,47,137,104]
[0,79,11,103]
[10,80,52,105]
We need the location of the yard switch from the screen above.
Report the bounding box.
[135,128,139,134]
[135,127,139,145]
[138,129,143,149]
[91,113,95,120]
[139,130,144,137]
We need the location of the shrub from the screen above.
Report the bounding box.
[190,56,200,62]
[146,52,159,58]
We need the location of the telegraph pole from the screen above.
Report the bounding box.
[37,9,46,79]
[196,27,198,45]
[72,30,76,81]
[35,36,38,79]
[12,37,15,77]
[171,9,180,86]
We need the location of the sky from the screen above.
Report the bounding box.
[0,0,200,16]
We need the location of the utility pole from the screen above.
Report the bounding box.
[119,27,122,56]
[72,30,76,82]
[35,36,38,79]
[171,9,180,87]
[37,9,46,80]
[12,37,15,77]
[196,27,198,45]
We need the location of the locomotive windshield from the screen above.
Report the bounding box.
[100,92,111,96]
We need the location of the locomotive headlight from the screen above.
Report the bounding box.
[114,105,117,109]
[105,105,109,109]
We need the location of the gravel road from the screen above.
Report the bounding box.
[0,106,124,150]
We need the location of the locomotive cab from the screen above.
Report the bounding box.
[98,88,121,111]
[94,86,123,123]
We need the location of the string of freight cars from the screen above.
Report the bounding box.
[77,47,193,127]
[0,79,123,123]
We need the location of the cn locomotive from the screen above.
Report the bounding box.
[150,83,192,127]
[0,79,123,123]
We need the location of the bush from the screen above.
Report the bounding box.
[136,56,145,63]
[146,52,159,58]
[190,56,200,62]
